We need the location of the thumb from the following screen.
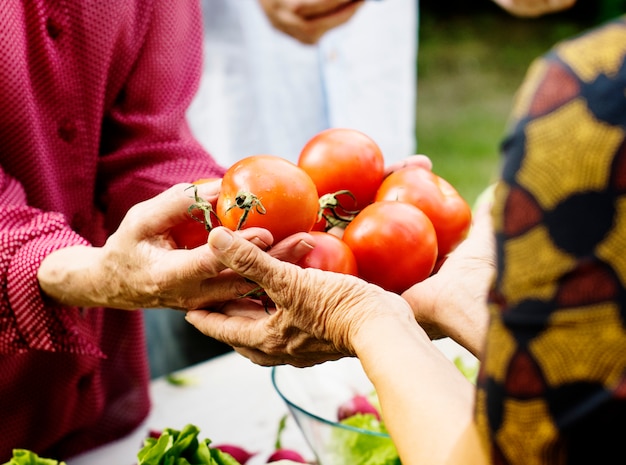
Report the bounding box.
[207,226,283,288]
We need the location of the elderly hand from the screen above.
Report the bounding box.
[258,0,364,44]
[401,192,496,358]
[37,181,315,311]
[185,226,415,367]
[492,0,576,17]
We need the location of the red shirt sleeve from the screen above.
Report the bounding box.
[0,170,104,357]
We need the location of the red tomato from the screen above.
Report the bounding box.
[298,128,385,216]
[216,155,319,243]
[375,166,472,257]
[342,201,438,294]
[171,178,220,249]
[296,231,358,276]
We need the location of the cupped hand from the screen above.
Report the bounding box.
[259,0,364,44]
[185,226,414,367]
[37,182,315,311]
[401,196,495,359]
[492,0,576,17]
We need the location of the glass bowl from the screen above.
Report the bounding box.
[271,358,399,465]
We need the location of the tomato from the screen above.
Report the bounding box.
[216,155,319,243]
[296,231,358,276]
[171,178,220,249]
[342,201,438,294]
[375,166,472,257]
[298,128,385,217]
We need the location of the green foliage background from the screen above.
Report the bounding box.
[414,2,613,204]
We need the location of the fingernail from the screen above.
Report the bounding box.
[210,227,234,250]
[299,239,315,251]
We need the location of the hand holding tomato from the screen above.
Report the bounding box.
[401,200,495,357]
[38,183,313,312]
[185,226,415,367]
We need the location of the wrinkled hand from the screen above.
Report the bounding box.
[259,0,364,44]
[492,0,576,17]
[402,194,496,359]
[185,226,414,367]
[37,181,315,311]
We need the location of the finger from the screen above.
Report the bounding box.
[191,178,222,202]
[206,227,294,291]
[300,2,362,33]
[166,226,274,279]
[293,0,355,18]
[493,0,575,16]
[128,182,219,237]
[267,231,316,263]
[384,154,432,177]
[185,309,270,348]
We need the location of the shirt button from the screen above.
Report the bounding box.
[77,373,93,392]
[46,17,62,40]
[58,119,77,143]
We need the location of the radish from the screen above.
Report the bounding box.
[337,394,381,421]
[266,448,307,463]
[213,444,256,464]
[266,414,308,463]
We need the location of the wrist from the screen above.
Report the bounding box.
[351,305,430,363]
[37,245,105,308]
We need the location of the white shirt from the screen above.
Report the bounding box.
[187,0,418,167]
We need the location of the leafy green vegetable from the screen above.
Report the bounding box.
[2,449,66,465]
[164,374,198,386]
[329,414,401,465]
[3,425,240,465]
[453,356,479,384]
[137,424,241,465]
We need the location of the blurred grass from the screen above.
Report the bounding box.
[415,12,590,205]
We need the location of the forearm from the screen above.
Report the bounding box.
[353,315,476,465]
[37,245,115,308]
[37,243,154,310]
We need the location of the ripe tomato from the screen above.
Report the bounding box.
[342,201,438,294]
[375,166,472,257]
[296,231,358,276]
[298,128,385,216]
[171,178,220,249]
[216,155,319,243]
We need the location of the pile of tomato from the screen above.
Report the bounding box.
[172,128,472,294]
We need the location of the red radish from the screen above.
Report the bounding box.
[267,414,308,463]
[266,448,307,463]
[337,394,381,421]
[213,444,256,464]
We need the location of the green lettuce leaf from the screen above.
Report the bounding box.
[2,449,66,465]
[329,414,401,465]
[137,424,241,465]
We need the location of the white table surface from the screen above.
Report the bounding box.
[67,351,311,465]
[67,339,475,465]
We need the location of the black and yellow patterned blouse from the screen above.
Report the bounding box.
[477,15,626,465]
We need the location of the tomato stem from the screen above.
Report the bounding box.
[227,191,266,230]
[317,190,360,230]
[240,285,272,314]
[186,185,217,231]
